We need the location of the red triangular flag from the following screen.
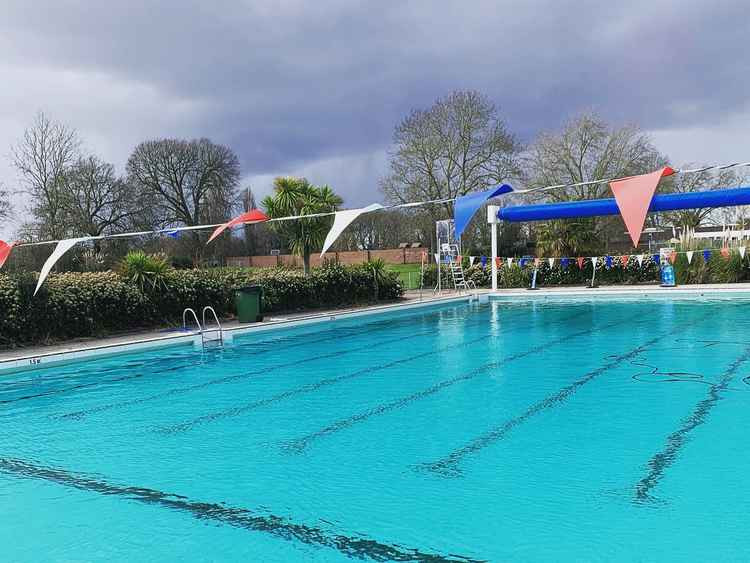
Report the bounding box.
[495,257,503,267]
[669,250,677,264]
[207,209,268,244]
[609,167,674,247]
[621,255,629,267]
[577,257,585,269]
[533,257,541,267]
[721,247,730,259]
[0,240,16,270]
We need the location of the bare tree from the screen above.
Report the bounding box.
[0,184,11,221]
[58,155,141,237]
[381,90,521,223]
[527,113,668,251]
[12,112,81,239]
[126,138,241,258]
[526,113,667,202]
[660,166,746,230]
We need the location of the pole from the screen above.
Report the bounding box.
[488,205,499,291]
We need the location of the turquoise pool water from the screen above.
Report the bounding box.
[1,296,750,561]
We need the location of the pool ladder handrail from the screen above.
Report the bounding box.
[201,306,223,347]
[182,308,202,332]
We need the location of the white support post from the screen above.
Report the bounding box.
[488,205,499,291]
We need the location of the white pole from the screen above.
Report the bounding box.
[488,205,499,291]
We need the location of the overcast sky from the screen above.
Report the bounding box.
[2,0,749,239]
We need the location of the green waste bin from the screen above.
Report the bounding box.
[234,285,263,323]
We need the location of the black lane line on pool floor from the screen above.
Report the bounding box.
[281,314,632,455]
[11,306,469,411]
[0,457,482,563]
[154,309,583,435]
[48,306,504,420]
[633,344,750,503]
[53,305,552,422]
[422,311,731,478]
[419,313,716,478]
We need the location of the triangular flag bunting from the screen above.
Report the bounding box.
[506,257,514,268]
[496,257,503,267]
[591,256,599,267]
[669,251,677,264]
[577,257,585,269]
[534,257,541,268]
[609,166,675,247]
[720,247,730,259]
[686,251,694,264]
[740,247,746,259]
[0,240,16,270]
[469,256,475,266]
[703,249,711,262]
[434,253,440,265]
[621,255,630,267]
[548,257,555,268]
[319,204,384,255]
[480,256,487,269]
[637,254,644,267]
[208,209,269,244]
[35,237,90,295]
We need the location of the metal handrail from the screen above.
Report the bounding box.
[182,308,202,332]
[201,306,223,346]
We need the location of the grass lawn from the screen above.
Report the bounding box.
[385,262,424,289]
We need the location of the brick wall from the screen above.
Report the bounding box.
[226,247,427,268]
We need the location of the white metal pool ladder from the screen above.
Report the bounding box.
[182,307,224,349]
[201,306,224,347]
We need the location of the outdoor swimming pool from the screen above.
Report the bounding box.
[1,295,749,561]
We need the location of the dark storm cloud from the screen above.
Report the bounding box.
[1,0,748,231]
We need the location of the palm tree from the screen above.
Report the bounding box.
[262,177,343,274]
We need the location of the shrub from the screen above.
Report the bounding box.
[118,251,172,292]
[0,262,403,347]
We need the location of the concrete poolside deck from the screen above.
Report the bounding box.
[2,282,750,372]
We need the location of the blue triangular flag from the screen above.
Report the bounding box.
[652,253,660,265]
[605,255,613,269]
[561,257,570,269]
[703,249,711,262]
[480,255,487,270]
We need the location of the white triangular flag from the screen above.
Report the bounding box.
[686,250,694,264]
[548,257,555,268]
[469,256,475,266]
[591,256,599,267]
[506,257,514,268]
[434,253,440,265]
[35,237,90,295]
[321,204,383,255]
[637,254,644,267]
[740,247,746,259]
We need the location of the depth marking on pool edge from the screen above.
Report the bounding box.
[50,305,492,420]
[420,312,714,478]
[155,307,578,434]
[0,457,482,563]
[282,314,634,455]
[633,344,750,503]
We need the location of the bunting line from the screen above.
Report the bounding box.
[9,161,750,250]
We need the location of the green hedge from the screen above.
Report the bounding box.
[0,263,403,346]
[423,253,750,288]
